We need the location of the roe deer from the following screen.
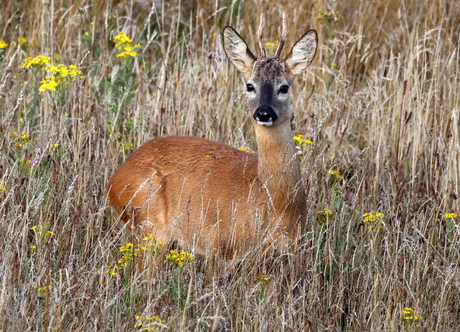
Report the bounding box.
[107,14,318,258]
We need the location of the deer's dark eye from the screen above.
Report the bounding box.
[246,84,255,92]
[279,85,289,94]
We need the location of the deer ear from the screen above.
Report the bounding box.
[222,26,256,78]
[284,30,318,80]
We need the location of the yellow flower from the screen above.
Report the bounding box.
[114,31,133,47]
[293,134,313,146]
[39,64,83,92]
[39,76,60,91]
[20,133,30,142]
[328,170,342,178]
[442,213,458,220]
[143,234,155,241]
[0,40,8,49]
[113,32,140,58]
[123,44,141,51]
[0,181,6,192]
[49,143,60,151]
[264,40,278,52]
[34,285,52,297]
[22,55,51,68]
[106,265,120,278]
[68,65,83,78]
[316,208,335,224]
[44,64,69,77]
[134,315,165,330]
[400,307,421,327]
[166,249,194,267]
[363,211,385,230]
[116,51,137,58]
[18,37,27,45]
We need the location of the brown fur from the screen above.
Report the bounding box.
[107,22,318,259]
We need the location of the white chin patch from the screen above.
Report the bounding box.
[257,120,273,126]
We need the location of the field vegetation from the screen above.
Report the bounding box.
[0,0,459,330]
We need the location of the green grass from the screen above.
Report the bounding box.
[0,0,459,330]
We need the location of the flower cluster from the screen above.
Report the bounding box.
[10,131,30,149]
[442,213,458,221]
[19,158,39,169]
[22,55,51,69]
[264,40,278,53]
[31,224,56,237]
[113,32,141,58]
[40,64,83,91]
[34,285,52,297]
[166,249,194,267]
[293,134,313,146]
[293,134,313,154]
[22,55,83,92]
[400,307,421,328]
[316,208,335,225]
[363,211,385,231]
[134,315,165,331]
[106,234,162,278]
[328,170,342,178]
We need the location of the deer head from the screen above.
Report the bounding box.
[222,14,318,128]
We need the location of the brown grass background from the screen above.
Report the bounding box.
[0,0,459,330]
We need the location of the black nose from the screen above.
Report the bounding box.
[253,106,278,125]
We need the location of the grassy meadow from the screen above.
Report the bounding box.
[0,0,459,330]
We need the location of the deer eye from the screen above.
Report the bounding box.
[279,85,289,94]
[246,84,255,92]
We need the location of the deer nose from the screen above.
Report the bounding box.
[253,106,278,126]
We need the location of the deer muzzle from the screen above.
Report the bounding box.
[253,105,278,126]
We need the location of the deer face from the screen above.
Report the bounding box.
[246,59,290,127]
[222,17,318,128]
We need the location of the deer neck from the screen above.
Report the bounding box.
[253,120,305,225]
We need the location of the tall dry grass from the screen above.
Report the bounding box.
[0,0,459,330]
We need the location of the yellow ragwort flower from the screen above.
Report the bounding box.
[113,31,133,48]
[0,40,8,49]
[400,307,421,323]
[134,315,165,330]
[442,213,458,220]
[264,40,278,52]
[20,133,30,142]
[39,76,60,91]
[316,208,335,224]
[116,51,137,58]
[22,55,50,68]
[328,170,342,178]
[18,37,27,45]
[44,64,69,77]
[363,211,385,230]
[166,249,194,267]
[293,134,313,146]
